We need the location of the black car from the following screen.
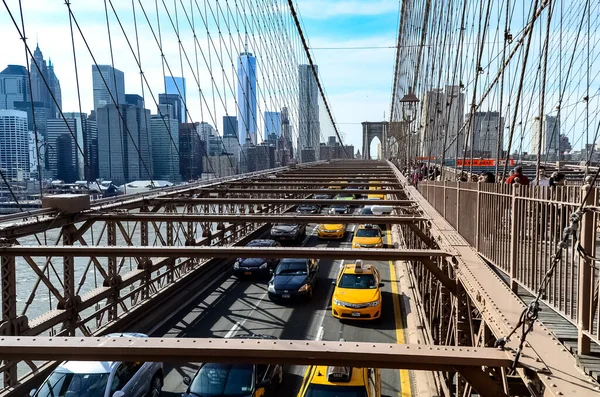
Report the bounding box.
[183,334,283,397]
[233,239,282,277]
[330,204,349,214]
[296,204,320,214]
[360,206,373,215]
[270,223,307,244]
[268,258,319,301]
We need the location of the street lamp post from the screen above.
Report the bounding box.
[399,86,420,167]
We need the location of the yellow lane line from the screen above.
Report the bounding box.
[387,229,412,397]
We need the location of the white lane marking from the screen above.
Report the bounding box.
[316,326,324,341]
[224,322,241,338]
[224,290,268,338]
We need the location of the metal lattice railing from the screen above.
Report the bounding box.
[419,180,599,351]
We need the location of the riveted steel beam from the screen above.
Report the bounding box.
[196,188,406,195]
[0,337,513,371]
[0,246,450,260]
[83,214,426,224]
[151,198,414,206]
[225,181,402,187]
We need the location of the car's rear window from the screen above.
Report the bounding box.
[191,363,253,397]
[304,384,368,397]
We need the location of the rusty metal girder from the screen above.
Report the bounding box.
[197,188,405,195]
[225,181,402,187]
[0,337,513,371]
[0,246,450,260]
[151,198,414,206]
[258,177,400,181]
[84,214,426,224]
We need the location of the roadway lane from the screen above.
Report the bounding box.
[152,205,410,397]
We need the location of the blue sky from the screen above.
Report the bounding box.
[296,0,400,154]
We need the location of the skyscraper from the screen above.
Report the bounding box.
[223,115,238,138]
[56,134,77,183]
[164,76,186,122]
[0,65,28,110]
[92,65,125,112]
[198,122,215,144]
[28,131,45,180]
[237,51,257,145]
[64,112,97,180]
[531,115,560,156]
[179,122,203,181]
[281,107,293,161]
[159,93,184,123]
[0,110,29,181]
[97,100,152,184]
[151,105,180,182]
[30,45,62,119]
[466,111,504,157]
[264,111,281,139]
[298,65,320,162]
[419,85,465,159]
[47,117,85,180]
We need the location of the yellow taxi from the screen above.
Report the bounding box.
[367,181,386,200]
[297,365,381,397]
[328,180,347,189]
[316,223,346,239]
[352,224,384,248]
[331,261,383,321]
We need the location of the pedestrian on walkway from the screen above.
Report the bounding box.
[506,166,530,185]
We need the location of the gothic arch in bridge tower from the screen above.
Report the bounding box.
[361,122,389,160]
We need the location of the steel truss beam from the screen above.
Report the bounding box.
[152,198,414,206]
[261,177,399,181]
[195,188,405,195]
[225,181,402,187]
[0,337,513,371]
[0,246,450,260]
[83,214,426,224]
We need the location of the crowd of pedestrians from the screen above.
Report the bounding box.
[402,163,566,188]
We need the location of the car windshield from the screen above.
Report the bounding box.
[338,273,376,289]
[304,384,368,397]
[337,193,354,198]
[35,372,109,397]
[355,228,380,238]
[190,364,253,397]
[298,206,316,210]
[276,260,308,275]
[361,208,373,215]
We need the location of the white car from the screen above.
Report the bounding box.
[31,333,163,397]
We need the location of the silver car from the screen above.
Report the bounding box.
[31,333,163,397]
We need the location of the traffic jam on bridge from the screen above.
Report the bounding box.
[14,168,412,397]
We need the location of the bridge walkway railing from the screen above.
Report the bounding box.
[418,180,600,378]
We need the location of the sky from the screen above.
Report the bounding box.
[0,0,400,158]
[296,0,399,154]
